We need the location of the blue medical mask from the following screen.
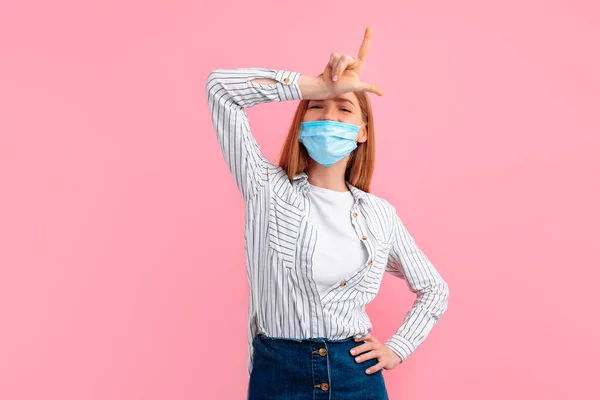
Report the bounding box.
[298,120,364,167]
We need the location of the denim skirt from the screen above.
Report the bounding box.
[247,333,389,400]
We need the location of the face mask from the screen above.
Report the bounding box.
[298,120,364,167]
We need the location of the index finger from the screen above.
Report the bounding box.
[356,26,372,61]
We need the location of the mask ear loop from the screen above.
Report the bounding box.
[346,124,361,166]
[357,122,367,144]
[346,122,367,183]
[348,122,367,162]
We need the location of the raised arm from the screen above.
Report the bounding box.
[205,68,305,200]
[384,209,450,362]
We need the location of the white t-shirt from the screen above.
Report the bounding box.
[306,183,369,296]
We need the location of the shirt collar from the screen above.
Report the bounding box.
[293,171,367,203]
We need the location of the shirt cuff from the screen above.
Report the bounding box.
[272,70,303,101]
[385,334,416,362]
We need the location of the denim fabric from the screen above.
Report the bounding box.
[248,333,389,399]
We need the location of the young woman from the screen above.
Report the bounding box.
[206,27,449,399]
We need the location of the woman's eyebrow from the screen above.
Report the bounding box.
[310,98,356,107]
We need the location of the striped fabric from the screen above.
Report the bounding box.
[205,68,449,376]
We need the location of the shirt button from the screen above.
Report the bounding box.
[367,259,372,265]
[361,235,367,240]
[283,77,290,84]
[340,280,347,287]
[352,212,358,218]
[318,348,327,356]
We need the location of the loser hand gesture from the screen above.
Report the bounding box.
[320,26,384,98]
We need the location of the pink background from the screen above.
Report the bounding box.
[1,1,599,399]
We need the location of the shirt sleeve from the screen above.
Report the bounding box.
[383,207,450,362]
[205,68,303,201]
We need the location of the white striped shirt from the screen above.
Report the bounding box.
[205,67,449,376]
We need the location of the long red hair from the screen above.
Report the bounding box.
[277,91,376,192]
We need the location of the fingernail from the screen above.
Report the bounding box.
[366,369,371,374]
[332,75,337,82]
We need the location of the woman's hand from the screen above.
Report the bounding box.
[319,26,384,98]
[350,332,402,374]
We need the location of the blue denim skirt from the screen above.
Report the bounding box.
[248,333,389,399]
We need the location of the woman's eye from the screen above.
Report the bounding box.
[309,105,351,113]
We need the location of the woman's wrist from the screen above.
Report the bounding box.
[297,74,329,100]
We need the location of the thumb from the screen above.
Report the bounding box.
[359,81,384,96]
[354,333,372,341]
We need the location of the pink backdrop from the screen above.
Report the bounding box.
[1,1,599,399]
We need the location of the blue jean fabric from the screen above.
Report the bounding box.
[248,333,389,399]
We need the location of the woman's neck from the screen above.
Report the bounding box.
[306,157,350,192]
